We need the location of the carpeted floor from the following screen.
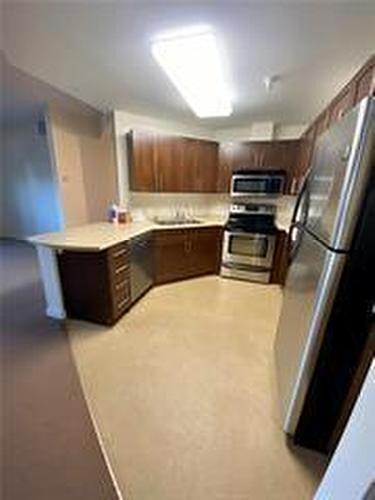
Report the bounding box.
[1,240,118,500]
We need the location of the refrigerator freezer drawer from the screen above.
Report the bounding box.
[274,229,346,434]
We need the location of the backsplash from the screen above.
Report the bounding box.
[129,192,296,227]
[129,193,231,221]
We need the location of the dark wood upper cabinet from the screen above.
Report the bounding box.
[217,143,233,192]
[354,57,374,105]
[129,57,374,195]
[128,130,156,191]
[154,133,185,192]
[297,56,374,184]
[128,130,219,192]
[295,126,316,182]
[194,139,218,192]
[327,84,356,127]
[218,140,301,194]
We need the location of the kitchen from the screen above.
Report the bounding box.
[2,2,375,500]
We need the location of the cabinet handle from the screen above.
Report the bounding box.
[117,298,128,310]
[185,238,192,253]
[115,264,128,274]
[113,248,127,258]
[115,282,127,291]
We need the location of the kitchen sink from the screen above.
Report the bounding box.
[153,218,203,226]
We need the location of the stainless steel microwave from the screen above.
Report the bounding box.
[231,170,286,197]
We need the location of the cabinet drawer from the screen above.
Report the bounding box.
[113,284,131,317]
[110,262,130,283]
[108,243,129,267]
[108,243,130,284]
[113,278,130,295]
[114,296,131,316]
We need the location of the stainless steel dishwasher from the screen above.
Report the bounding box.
[129,232,154,304]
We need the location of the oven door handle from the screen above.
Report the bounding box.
[225,231,272,238]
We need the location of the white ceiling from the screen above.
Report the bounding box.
[3,1,375,129]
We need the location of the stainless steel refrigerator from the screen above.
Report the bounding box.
[274,96,374,453]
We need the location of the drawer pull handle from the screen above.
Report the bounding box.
[113,249,127,258]
[115,264,128,274]
[117,299,128,310]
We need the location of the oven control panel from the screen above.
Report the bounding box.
[230,202,276,216]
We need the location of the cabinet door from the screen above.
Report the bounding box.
[354,60,375,105]
[154,133,185,192]
[261,141,300,193]
[217,143,234,192]
[189,227,223,276]
[328,84,356,126]
[195,140,218,192]
[181,137,199,192]
[270,230,289,285]
[58,244,131,325]
[153,230,189,284]
[128,130,156,191]
[294,128,315,192]
[218,141,300,193]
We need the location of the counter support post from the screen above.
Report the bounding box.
[36,245,66,320]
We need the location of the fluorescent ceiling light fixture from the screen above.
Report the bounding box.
[152,29,232,118]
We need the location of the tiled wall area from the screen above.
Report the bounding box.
[129,193,230,221]
[129,192,297,228]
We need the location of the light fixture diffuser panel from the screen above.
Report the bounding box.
[152,31,232,118]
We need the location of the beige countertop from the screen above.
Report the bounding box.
[29,208,292,252]
[29,218,227,251]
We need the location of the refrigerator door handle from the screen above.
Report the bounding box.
[289,224,303,265]
[288,170,312,264]
[290,169,311,228]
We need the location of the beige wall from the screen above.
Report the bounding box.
[2,59,118,231]
[47,104,118,227]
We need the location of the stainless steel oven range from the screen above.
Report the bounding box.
[221,203,277,283]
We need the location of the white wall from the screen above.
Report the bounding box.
[213,122,306,142]
[1,115,64,238]
[274,124,307,140]
[214,122,275,142]
[47,104,118,228]
[314,360,375,500]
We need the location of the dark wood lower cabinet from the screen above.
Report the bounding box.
[153,229,191,285]
[58,227,223,324]
[58,242,131,325]
[190,227,223,276]
[270,230,290,286]
[154,227,223,285]
[58,227,293,325]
